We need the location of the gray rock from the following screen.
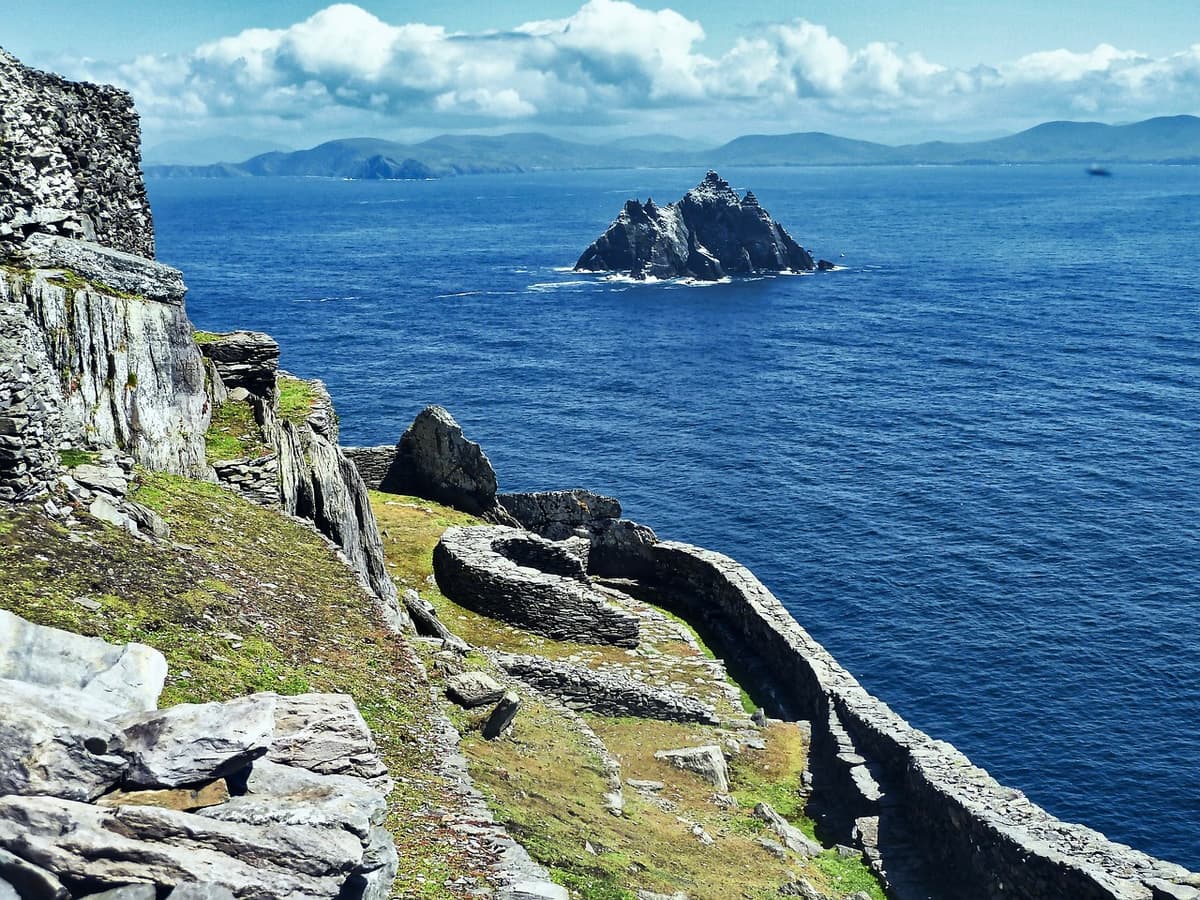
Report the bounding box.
[269,693,390,787]
[89,494,132,530]
[353,826,400,900]
[0,609,166,715]
[71,463,128,494]
[22,234,182,300]
[482,691,522,740]
[434,526,640,647]
[777,878,827,899]
[0,795,361,900]
[196,332,279,400]
[0,847,69,900]
[81,887,156,900]
[653,746,730,793]
[167,887,236,900]
[384,405,502,517]
[0,878,15,900]
[116,693,276,788]
[0,683,127,800]
[497,489,621,541]
[498,882,570,900]
[124,500,171,539]
[575,172,815,281]
[446,671,506,708]
[752,801,821,857]
[197,760,386,841]
[403,588,469,651]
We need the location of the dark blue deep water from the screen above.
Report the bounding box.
[148,166,1200,868]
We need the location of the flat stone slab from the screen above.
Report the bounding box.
[446,671,506,709]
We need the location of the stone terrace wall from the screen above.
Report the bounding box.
[639,540,1199,900]
[0,48,155,258]
[342,445,393,490]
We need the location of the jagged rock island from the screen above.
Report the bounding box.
[575,170,828,281]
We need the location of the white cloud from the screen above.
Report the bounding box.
[60,1,1200,146]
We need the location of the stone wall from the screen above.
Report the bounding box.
[212,454,279,507]
[0,48,155,258]
[498,489,621,540]
[497,653,718,724]
[343,445,394,491]
[636,540,1200,900]
[433,525,640,647]
[0,297,65,501]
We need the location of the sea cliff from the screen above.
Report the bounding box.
[1,47,1198,900]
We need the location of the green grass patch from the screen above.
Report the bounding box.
[277,375,319,425]
[205,399,271,463]
[59,448,99,469]
[192,330,223,345]
[46,268,141,301]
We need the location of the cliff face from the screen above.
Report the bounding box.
[0,48,155,258]
[575,171,816,280]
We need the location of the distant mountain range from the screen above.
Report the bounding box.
[145,115,1200,180]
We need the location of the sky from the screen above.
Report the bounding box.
[4,1,1200,158]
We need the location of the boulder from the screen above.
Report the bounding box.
[0,609,166,716]
[268,693,390,787]
[81,888,156,900]
[498,489,622,541]
[653,746,730,793]
[383,405,502,517]
[168,887,236,900]
[0,795,362,900]
[196,331,279,400]
[0,848,68,900]
[116,694,276,788]
[403,588,469,651]
[446,671,506,709]
[0,683,127,800]
[482,691,522,740]
[752,801,821,857]
[575,172,816,281]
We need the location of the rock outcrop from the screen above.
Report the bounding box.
[0,48,155,258]
[433,525,640,647]
[575,171,816,281]
[0,610,397,900]
[197,331,280,401]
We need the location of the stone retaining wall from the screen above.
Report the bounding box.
[433,525,640,647]
[496,653,718,725]
[638,540,1199,900]
[212,454,279,507]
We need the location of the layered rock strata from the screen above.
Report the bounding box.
[575,171,816,281]
[433,525,640,647]
[0,612,396,900]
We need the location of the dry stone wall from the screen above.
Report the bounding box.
[0,48,155,259]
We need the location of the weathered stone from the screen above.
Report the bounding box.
[446,671,506,709]
[434,526,639,647]
[0,692,126,800]
[753,801,820,857]
[269,693,390,786]
[96,779,231,812]
[196,332,279,399]
[167,886,236,900]
[0,609,166,715]
[197,760,386,841]
[0,877,16,900]
[499,882,570,900]
[403,588,469,651]
[653,746,729,793]
[0,795,361,900]
[71,462,128,494]
[22,234,183,302]
[81,887,156,900]
[89,493,132,530]
[116,693,276,788]
[497,489,621,541]
[0,847,69,900]
[482,691,522,740]
[575,172,815,281]
[498,654,717,724]
[383,405,503,517]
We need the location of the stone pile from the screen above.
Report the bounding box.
[0,610,397,900]
[197,332,280,401]
[433,525,640,647]
[0,300,64,501]
[0,49,155,258]
[58,449,169,539]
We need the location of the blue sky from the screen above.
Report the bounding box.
[6,1,1200,157]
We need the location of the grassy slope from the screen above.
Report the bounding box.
[0,473,480,899]
[371,494,887,900]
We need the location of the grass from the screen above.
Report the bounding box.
[0,473,486,898]
[59,448,99,469]
[277,375,320,425]
[205,399,271,463]
[192,330,223,345]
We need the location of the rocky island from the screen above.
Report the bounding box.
[2,46,1199,900]
[575,171,829,281]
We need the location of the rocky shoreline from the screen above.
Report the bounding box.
[1,45,1198,900]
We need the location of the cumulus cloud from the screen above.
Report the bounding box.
[61,1,1200,145]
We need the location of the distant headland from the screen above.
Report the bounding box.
[144,115,1200,179]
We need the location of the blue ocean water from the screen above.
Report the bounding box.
[148,165,1200,868]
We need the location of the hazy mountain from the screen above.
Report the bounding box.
[143,135,292,165]
[143,115,1200,179]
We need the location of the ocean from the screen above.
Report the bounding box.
[148,164,1200,868]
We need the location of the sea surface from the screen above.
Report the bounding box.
[148,165,1200,868]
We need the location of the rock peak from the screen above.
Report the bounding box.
[575,174,817,281]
